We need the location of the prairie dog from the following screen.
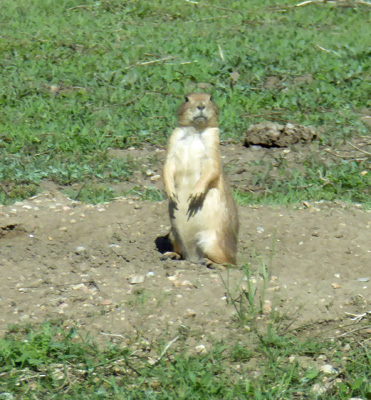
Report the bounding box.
[163,93,239,265]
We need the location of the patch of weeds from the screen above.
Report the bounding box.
[0,183,39,205]
[222,240,274,325]
[0,153,133,205]
[236,159,371,207]
[126,288,150,308]
[0,322,133,398]
[230,342,252,363]
[222,259,271,325]
[64,184,118,204]
[127,186,165,202]
[255,324,371,399]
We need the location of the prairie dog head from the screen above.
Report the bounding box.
[177,93,218,129]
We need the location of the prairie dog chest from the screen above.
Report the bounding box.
[173,130,207,170]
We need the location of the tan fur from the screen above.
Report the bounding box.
[163,93,239,265]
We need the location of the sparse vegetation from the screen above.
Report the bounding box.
[1,1,371,398]
[235,160,371,206]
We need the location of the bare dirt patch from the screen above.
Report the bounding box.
[0,143,370,348]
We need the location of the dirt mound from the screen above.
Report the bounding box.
[244,121,318,147]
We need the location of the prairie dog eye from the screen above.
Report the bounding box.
[210,96,213,101]
[185,96,190,102]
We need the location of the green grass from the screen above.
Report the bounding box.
[235,159,371,206]
[0,322,370,399]
[64,184,118,204]
[126,186,165,202]
[1,0,371,204]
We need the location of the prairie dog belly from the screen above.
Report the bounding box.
[172,133,206,199]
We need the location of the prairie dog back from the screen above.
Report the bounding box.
[163,93,239,265]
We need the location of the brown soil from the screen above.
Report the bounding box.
[0,140,370,348]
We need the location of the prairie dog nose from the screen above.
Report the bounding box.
[197,103,206,111]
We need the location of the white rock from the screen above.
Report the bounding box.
[75,246,87,254]
[181,280,195,288]
[185,309,196,318]
[129,275,145,284]
[150,174,161,182]
[320,364,337,374]
[71,283,86,290]
[195,344,206,354]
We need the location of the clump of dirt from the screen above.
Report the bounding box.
[0,143,370,350]
[244,121,318,147]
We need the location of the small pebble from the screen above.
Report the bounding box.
[71,283,86,290]
[75,246,87,255]
[181,280,195,288]
[331,283,341,289]
[150,174,161,182]
[320,364,337,374]
[358,277,369,282]
[343,344,351,352]
[129,275,145,284]
[185,309,196,318]
[195,344,206,354]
